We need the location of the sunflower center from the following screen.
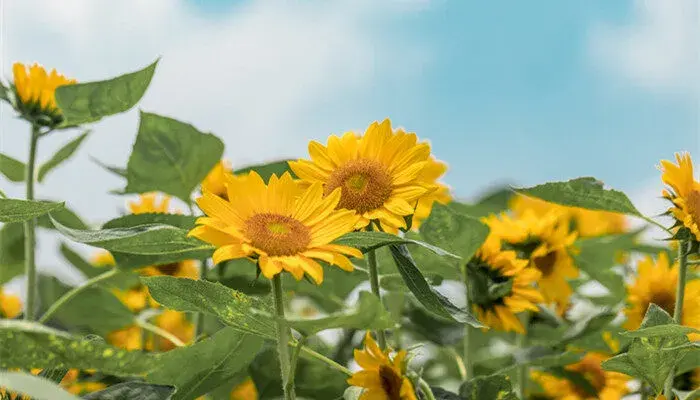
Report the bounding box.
[686,190,700,227]
[650,290,676,316]
[571,357,606,395]
[533,251,558,277]
[325,159,393,214]
[378,365,404,400]
[156,263,180,275]
[244,213,310,256]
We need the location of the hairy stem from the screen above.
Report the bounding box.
[39,268,119,324]
[23,125,40,320]
[664,239,689,398]
[462,264,473,380]
[272,274,296,400]
[367,248,388,349]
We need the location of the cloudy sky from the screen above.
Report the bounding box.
[0,0,698,283]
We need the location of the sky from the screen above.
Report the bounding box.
[0,0,699,284]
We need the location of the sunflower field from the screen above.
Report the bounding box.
[0,60,698,400]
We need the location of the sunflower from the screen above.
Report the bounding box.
[289,119,446,232]
[230,378,258,400]
[91,251,116,268]
[624,252,700,340]
[530,353,629,400]
[659,152,700,241]
[485,209,578,311]
[0,289,22,319]
[189,171,361,284]
[201,159,233,199]
[347,332,418,400]
[412,157,452,229]
[468,235,544,333]
[11,62,76,124]
[128,193,172,214]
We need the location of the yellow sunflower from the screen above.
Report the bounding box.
[230,378,258,400]
[12,62,76,123]
[189,171,361,284]
[412,157,452,229]
[128,193,172,214]
[469,235,544,333]
[485,209,578,311]
[289,119,446,232]
[0,289,22,319]
[530,353,629,400]
[347,332,418,400]
[660,152,700,241]
[201,159,233,199]
[624,252,700,340]
[90,251,116,268]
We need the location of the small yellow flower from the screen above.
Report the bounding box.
[0,289,22,319]
[12,62,76,123]
[469,236,544,333]
[230,378,258,400]
[202,159,233,199]
[624,252,700,340]
[112,286,152,313]
[290,119,447,232]
[659,152,700,240]
[128,193,172,214]
[189,171,362,284]
[90,251,116,268]
[348,333,418,400]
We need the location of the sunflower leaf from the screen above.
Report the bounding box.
[37,203,88,229]
[334,231,459,259]
[0,372,82,400]
[55,59,158,126]
[123,111,224,203]
[0,198,64,223]
[84,382,177,400]
[0,152,26,182]
[37,130,90,182]
[560,309,617,344]
[458,374,518,400]
[234,159,295,182]
[420,203,490,261]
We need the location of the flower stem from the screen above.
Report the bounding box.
[418,379,437,400]
[271,274,296,400]
[137,319,186,348]
[462,264,473,380]
[367,248,388,349]
[298,345,352,376]
[38,268,119,324]
[194,258,208,339]
[516,313,531,400]
[664,239,689,398]
[23,125,40,321]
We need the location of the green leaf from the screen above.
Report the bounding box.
[572,234,632,296]
[0,320,158,376]
[512,347,583,369]
[560,310,617,344]
[459,374,518,400]
[420,203,490,260]
[37,204,88,229]
[84,382,176,400]
[142,276,276,339]
[380,272,443,292]
[430,387,462,400]
[0,153,26,182]
[50,213,213,256]
[0,371,82,400]
[60,242,102,279]
[0,199,64,223]
[622,324,700,338]
[389,244,484,327]
[679,388,700,400]
[403,299,463,346]
[91,156,127,178]
[514,177,642,216]
[146,327,263,400]
[37,367,70,385]
[37,131,90,182]
[334,231,459,258]
[0,80,9,103]
[55,59,158,125]
[449,187,514,218]
[283,264,367,313]
[287,291,395,335]
[123,111,224,202]
[234,160,295,182]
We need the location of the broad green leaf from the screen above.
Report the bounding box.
[102,213,212,268]
[572,234,633,297]
[37,367,70,385]
[84,382,176,400]
[390,244,483,328]
[679,388,700,400]
[142,276,276,339]
[560,310,617,344]
[514,177,642,216]
[146,327,263,400]
[622,324,700,338]
[380,272,443,292]
[403,299,463,346]
[50,213,213,255]
[459,374,518,400]
[0,371,81,400]
[0,320,158,376]
[37,204,88,230]
[334,231,459,258]
[420,203,490,260]
[0,153,26,182]
[55,60,158,125]
[0,199,64,223]
[123,112,224,202]
[60,243,102,279]
[91,156,127,178]
[37,131,90,182]
[511,347,583,369]
[234,160,295,182]
[283,264,367,312]
[0,262,24,286]
[287,291,394,335]
[449,187,514,218]
[213,258,271,296]
[430,388,462,400]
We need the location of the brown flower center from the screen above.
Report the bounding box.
[156,263,180,275]
[533,251,558,277]
[378,365,404,400]
[686,190,700,228]
[649,290,676,316]
[244,213,310,256]
[325,159,393,214]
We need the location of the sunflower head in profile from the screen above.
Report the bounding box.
[659,152,700,241]
[289,119,448,233]
[624,252,700,340]
[11,62,76,126]
[530,353,629,400]
[201,159,233,200]
[467,235,544,333]
[347,332,418,400]
[485,209,578,312]
[189,171,362,284]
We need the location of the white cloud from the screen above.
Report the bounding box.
[588,0,699,94]
[0,0,432,285]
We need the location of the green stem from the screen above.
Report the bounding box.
[367,248,388,349]
[462,264,473,380]
[23,126,40,321]
[137,319,186,348]
[272,274,296,400]
[446,347,467,381]
[418,379,437,400]
[641,215,673,235]
[286,336,305,396]
[516,314,531,400]
[194,259,208,339]
[39,268,119,324]
[664,239,689,399]
[299,345,352,376]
